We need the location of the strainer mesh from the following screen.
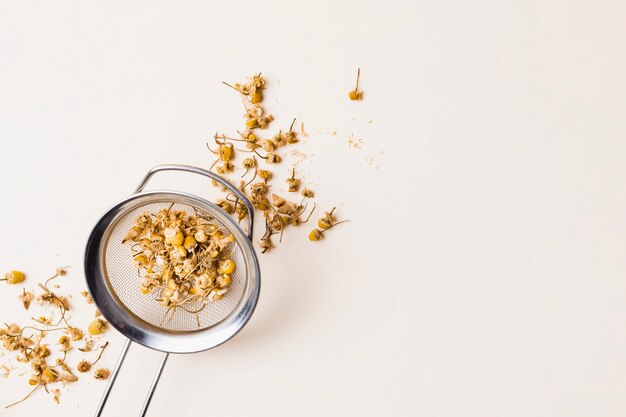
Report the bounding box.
[103,201,247,333]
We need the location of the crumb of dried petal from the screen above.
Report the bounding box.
[51,388,61,403]
[78,338,96,352]
[80,290,94,304]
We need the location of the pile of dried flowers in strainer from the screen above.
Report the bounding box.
[0,268,109,408]
[122,206,236,322]
[209,73,350,253]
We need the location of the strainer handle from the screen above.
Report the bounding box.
[135,164,255,241]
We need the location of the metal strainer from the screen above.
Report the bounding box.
[84,165,260,416]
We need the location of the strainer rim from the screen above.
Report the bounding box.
[84,190,261,354]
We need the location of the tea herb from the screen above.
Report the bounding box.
[76,342,108,373]
[2,270,25,285]
[1,267,110,407]
[123,208,237,317]
[309,208,349,241]
[93,368,110,380]
[348,68,363,100]
[287,168,301,192]
[213,73,348,253]
[87,319,107,336]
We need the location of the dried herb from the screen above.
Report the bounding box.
[348,68,363,100]
[123,208,237,319]
[1,267,110,408]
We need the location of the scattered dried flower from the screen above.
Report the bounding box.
[2,270,25,285]
[348,68,363,100]
[287,168,301,192]
[93,368,110,380]
[88,319,107,336]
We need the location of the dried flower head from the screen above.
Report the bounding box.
[94,368,111,380]
[258,169,272,182]
[287,168,301,192]
[348,68,363,100]
[242,157,256,169]
[266,153,281,164]
[77,360,91,373]
[2,270,25,285]
[284,119,298,144]
[88,319,107,336]
[309,208,349,241]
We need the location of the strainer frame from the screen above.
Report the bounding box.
[85,191,260,353]
[85,164,261,417]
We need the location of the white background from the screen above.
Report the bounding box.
[1,1,625,416]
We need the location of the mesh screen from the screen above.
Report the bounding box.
[103,201,247,332]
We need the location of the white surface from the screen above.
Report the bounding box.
[1,0,626,416]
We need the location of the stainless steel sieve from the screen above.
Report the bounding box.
[84,164,260,416]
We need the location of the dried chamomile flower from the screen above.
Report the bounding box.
[245,105,273,129]
[223,73,265,104]
[58,335,72,352]
[318,207,336,229]
[242,157,256,169]
[93,368,111,380]
[348,68,363,100]
[284,119,299,144]
[301,188,314,198]
[287,168,301,192]
[236,204,248,222]
[217,142,234,163]
[217,199,234,214]
[77,342,108,373]
[2,270,25,285]
[77,360,91,373]
[258,169,272,182]
[257,139,275,152]
[309,208,349,241]
[273,131,287,147]
[251,182,269,199]
[242,130,258,142]
[88,319,107,336]
[19,289,34,310]
[266,153,281,164]
[309,229,324,241]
